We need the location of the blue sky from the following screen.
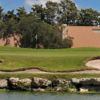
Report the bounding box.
[74,0,100,11]
[0,0,100,13]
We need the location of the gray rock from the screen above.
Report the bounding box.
[71,78,80,84]
[56,87,64,92]
[57,79,71,86]
[93,78,100,85]
[0,79,7,88]
[32,78,52,88]
[9,78,32,85]
[80,78,100,85]
[9,77,19,85]
[32,88,45,92]
[80,86,100,92]
[80,87,88,92]
[71,78,100,86]
[69,89,77,92]
[8,78,32,90]
[19,79,32,85]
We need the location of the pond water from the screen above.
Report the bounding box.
[1,92,100,100]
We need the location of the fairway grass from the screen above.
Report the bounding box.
[0,46,100,72]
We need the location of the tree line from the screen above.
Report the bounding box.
[0,0,100,49]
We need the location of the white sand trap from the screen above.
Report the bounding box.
[86,60,100,69]
[15,69,48,73]
[0,68,100,74]
[0,69,48,74]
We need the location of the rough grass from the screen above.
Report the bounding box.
[1,73,100,81]
[0,46,100,72]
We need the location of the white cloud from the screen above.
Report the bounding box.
[24,0,82,10]
[72,0,82,10]
[24,0,60,7]
[76,4,83,10]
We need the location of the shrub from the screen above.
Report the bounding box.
[62,37,74,48]
[63,86,70,92]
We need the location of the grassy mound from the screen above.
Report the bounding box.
[0,46,100,72]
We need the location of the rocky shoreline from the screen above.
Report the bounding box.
[1,77,100,92]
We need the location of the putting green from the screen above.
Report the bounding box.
[0,46,100,72]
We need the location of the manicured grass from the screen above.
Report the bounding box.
[0,46,100,71]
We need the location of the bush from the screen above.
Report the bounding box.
[63,86,70,92]
[62,37,74,48]
[69,83,76,89]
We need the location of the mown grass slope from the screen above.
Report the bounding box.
[1,73,100,80]
[0,46,100,72]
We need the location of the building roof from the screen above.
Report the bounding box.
[67,26,100,48]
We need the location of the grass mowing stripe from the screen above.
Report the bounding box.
[0,46,100,71]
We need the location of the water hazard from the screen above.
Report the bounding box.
[1,92,100,100]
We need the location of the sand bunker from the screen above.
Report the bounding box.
[86,60,100,69]
[0,69,48,74]
[14,69,48,73]
[0,68,100,74]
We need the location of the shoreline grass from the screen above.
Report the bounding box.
[1,73,100,80]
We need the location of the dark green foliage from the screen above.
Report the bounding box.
[57,0,78,25]
[17,16,73,49]
[16,81,31,91]
[0,19,18,48]
[0,19,17,44]
[9,81,31,91]
[62,37,73,48]
[45,1,58,25]
[0,6,4,21]
[76,8,100,26]
[69,83,76,89]
[46,87,54,92]
[63,86,70,92]
[49,75,57,87]
[16,7,27,21]
[37,22,59,49]
[31,4,46,21]
[0,9,18,45]
[17,16,38,48]
[3,9,16,22]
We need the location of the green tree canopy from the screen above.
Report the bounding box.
[57,0,78,25]
[17,16,38,48]
[16,7,27,21]
[76,8,100,26]
[0,6,4,21]
[31,4,46,21]
[45,1,58,25]
[3,9,16,22]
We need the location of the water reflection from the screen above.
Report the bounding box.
[0,92,100,100]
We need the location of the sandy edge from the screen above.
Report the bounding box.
[0,69,100,74]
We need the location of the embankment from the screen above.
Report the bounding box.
[1,77,100,93]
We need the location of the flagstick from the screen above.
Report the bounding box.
[35,34,38,52]
[36,43,37,52]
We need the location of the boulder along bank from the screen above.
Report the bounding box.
[1,77,100,92]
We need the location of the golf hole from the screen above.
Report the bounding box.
[0,60,2,64]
